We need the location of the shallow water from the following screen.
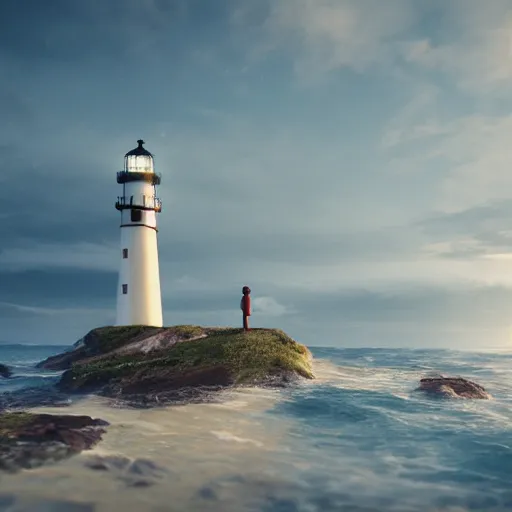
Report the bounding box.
[1,345,511,511]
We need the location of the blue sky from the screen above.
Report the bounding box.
[2,0,512,349]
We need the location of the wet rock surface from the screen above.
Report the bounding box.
[0,364,11,378]
[0,384,72,412]
[83,454,168,487]
[0,412,109,472]
[417,376,491,399]
[101,385,230,409]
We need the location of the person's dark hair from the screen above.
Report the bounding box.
[242,286,251,294]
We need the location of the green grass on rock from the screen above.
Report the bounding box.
[0,412,37,437]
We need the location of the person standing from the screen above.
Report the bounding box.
[241,286,252,331]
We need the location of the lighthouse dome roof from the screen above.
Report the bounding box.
[125,139,153,158]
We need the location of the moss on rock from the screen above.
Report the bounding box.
[170,325,205,340]
[0,412,35,437]
[0,412,109,472]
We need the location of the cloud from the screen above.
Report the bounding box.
[0,301,110,318]
[0,301,115,344]
[232,0,416,82]
[0,269,117,307]
[0,242,118,272]
[380,1,512,203]
[402,1,512,94]
[416,200,512,260]
[384,113,512,211]
[0,302,61,317]
[380,85,442,150]
[436,116,512,211]
[233,0,512,92]
[419,200,512,236]
[252,296,291,317]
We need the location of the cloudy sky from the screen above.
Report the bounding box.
[2,0,512,349]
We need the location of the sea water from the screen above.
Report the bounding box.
[0,344,511,512]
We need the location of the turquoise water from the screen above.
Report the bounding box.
[0,344,511,511]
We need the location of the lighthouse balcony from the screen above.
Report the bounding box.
[115,195,162,212]
[117,171,161,185]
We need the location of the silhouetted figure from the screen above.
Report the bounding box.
[241,286,252,331]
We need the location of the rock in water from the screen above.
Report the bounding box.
[418,376,491,399]
[38,325,314,407]
[0,384,72,411]
[83,454,168,487]
[0,364,11,378]
[0,412,109,472]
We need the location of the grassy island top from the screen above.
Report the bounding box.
[58,325,314,392]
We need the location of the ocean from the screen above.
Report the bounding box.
[0,344,511,512]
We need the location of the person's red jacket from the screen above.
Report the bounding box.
[241,295,251,316]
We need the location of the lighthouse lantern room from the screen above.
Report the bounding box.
[115,139,163,327]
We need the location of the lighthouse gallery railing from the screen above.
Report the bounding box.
[115,195,162,212]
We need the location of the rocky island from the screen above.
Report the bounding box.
[417,376,492,399]
[37,325,314,406]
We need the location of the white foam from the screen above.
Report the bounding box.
[11,372,60,379]
[211,431,264,447]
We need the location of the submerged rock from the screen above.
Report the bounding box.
[84,454,168,487]
[36,325,314,406]
[0,384,72,411]
[417,376,491,399]
[0,364,11,378]
[0,412,109,472]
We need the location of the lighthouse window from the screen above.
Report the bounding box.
[131,209,142,222]
[122,284,128,294]
[122,248,128,259]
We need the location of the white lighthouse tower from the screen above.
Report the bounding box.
[115,139,163,327]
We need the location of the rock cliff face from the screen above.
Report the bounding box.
[37,325,314,406]
[417,376,491,399]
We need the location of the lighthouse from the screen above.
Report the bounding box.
[115,139,163,327]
